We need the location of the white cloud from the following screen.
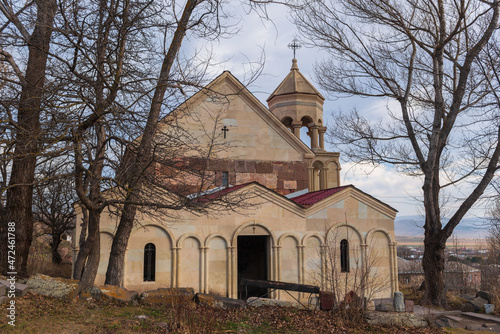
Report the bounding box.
[341,162,424,217]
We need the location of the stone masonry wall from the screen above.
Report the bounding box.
[208,159,309,195]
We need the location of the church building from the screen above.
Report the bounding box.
[73,58,398,302]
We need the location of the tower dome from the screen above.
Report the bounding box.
[267,59,326,151]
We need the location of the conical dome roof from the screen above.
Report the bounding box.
[267,59,325,102]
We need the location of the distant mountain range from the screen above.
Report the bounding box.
[395,215,492,238]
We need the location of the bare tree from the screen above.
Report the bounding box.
[33,163,76,264]
[293,0,500,306]
[0,0,58,277]
[321,226,391,311]
[52,0,253,293]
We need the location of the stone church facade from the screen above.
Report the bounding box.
[73,59,398,301]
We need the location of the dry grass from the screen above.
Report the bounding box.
[27,238,72,279]
[0,292,448,334]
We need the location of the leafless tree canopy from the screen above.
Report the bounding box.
[293,0,500,306]
[0,0,266,291]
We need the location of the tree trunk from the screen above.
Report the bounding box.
[105,199,137,285]
[422,230,446,306]
[51,232,62,264]
[73,209,101,294]
[0,0,57,277]
[104,0,199,285]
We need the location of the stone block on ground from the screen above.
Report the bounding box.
[394,291,405,312]
[0,279,30,297]
[140,287,195,305]
[460,294,475,301]
[93,285,138,302]
[476,291,494,304]
[195,293,244,309]
[405,300,414,313]
[471,297,489,311]
[246,297,304,309]
[365,311,428,328]
[25,274,77,298]
[0,284,6,296]
[0,296,7,305]
[375,303,395,312]
[462,301,479,313]
[434,317,455,328]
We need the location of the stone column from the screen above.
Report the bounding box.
[172,247,179,287]
[273,244,281,299]
[201,246,208,294]
[320,245,326,290]
[360,243,368,300]
[389,242,397,295]
[228,246,236,299]
[226,246,231,298]
[291,121,302,138]
[298,245,305,300]
[308,166,315,191]
[318,126,327,150]
[321,167,328,190]
[308,122,320,149]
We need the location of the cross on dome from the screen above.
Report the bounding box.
[287,38,302,59]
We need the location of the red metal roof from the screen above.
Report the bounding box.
[290,186,350,207]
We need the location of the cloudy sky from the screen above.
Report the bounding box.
[186,2,490,220]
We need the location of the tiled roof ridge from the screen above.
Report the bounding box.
[290,185,351,206]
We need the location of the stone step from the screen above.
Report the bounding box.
[0,279,29,297]
[462,312,500,324]
[444,315,463,322]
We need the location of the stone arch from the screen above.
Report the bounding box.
[301,115,313,128]
[178,235,202,292]
[325,223,364,273]
[279,234,300,301]
[281,116,293,130]
[206,235,229,296]
[302,233,324,247]
[100,231,114,239]
[125,223,174,290]
[365,228,393,245]
[231,220,276,247]
[323,158,340,170]
[326,223,363,244]
[132,223,176,245]
[365,228,394,299]
[277,232,300,246]
[312,160,325,190]
[232,221,276,298]
[303,233,323,286]
[205,233,230,248]
[177,233,203,248]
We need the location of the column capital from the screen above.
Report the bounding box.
[308,122,321,129]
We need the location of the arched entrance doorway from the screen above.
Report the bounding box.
[236,223,272,299]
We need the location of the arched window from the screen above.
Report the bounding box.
[340,239,349,273]
[144,243,156,281]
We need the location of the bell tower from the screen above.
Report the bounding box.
[267,41,341,191]
[267,58,327,152]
